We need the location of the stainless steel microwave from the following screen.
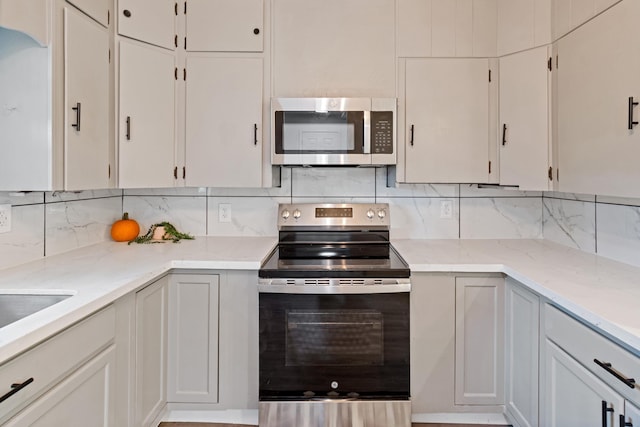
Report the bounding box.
[271,98,397,166]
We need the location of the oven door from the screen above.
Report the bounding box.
[259,290,409,400]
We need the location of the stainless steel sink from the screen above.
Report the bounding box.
[0,294,72,329]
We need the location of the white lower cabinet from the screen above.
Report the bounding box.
[454,276,505,406]
[411,273,505,415]
[4,346,116,427]
[0,307,116,426]
[543,339,624,426]
[542,303,640,427]
[505,278,539,427]
[114,271,248,425]
[167,273,219,403]
[135,276,169,427]
[625,401,640,426]
[505,277,540,427]
[410,273,456,413]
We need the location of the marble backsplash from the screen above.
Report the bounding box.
[0,167,639,270]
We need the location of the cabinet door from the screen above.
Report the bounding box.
[167,274,219,403]
[404,58,490,183]
[4,346,116,427]
[185,55,262,187]
[64,6,111,190]
[119,39,176,188]
[556,0,640,198]
[66,0,110,27]
[542,339,624,426]
[135,277,168,427]
[625,401,640,426]
[505,278,539,427]
[499,46,550,190]
[454,276,504,405]
[186,0,263,52]
[410,274,456,413]
[117,0,175,50]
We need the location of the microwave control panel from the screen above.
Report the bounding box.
[371,111,394,154]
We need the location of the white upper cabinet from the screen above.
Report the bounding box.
[0,1,113,191]
[66,0,110,27]
[497,0,550,55]
[185,0,263,52]
[185,55,263,187]
[117,0,175,50]
[272,0,394,97]
[499,45,551,190]
[119,39,176,188]
[555,0,640,198]
[402,58,492,183]
[397,0,497,58]
[64,6,111,191]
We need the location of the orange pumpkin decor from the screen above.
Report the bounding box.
[110,212,140,242]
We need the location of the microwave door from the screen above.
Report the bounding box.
[363,111,371,154]
[274,111,370,165]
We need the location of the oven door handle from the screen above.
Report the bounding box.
[258,282,411,294]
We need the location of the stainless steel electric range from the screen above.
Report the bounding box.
[258,203,411,427]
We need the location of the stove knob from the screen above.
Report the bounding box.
[366,209,375,219]
[377,209,387,219]
[293,209,301,219]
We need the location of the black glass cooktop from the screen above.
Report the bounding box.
[259,231,410,279]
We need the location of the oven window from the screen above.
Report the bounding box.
[286,310,383,367]
[275,111,364,154]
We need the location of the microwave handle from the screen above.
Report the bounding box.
[363,111,371,154]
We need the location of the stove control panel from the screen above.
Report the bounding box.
[278,203,390,229]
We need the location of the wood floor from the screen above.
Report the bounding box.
[159,423,508,427]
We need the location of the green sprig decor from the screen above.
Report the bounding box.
[128,222,195,244]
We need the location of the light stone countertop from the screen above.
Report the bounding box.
[0,236,277,364]
[392,238,640,356]
[0,237,639,366]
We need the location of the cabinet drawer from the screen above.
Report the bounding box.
[544,303,640,406]
[0,306,116,423]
